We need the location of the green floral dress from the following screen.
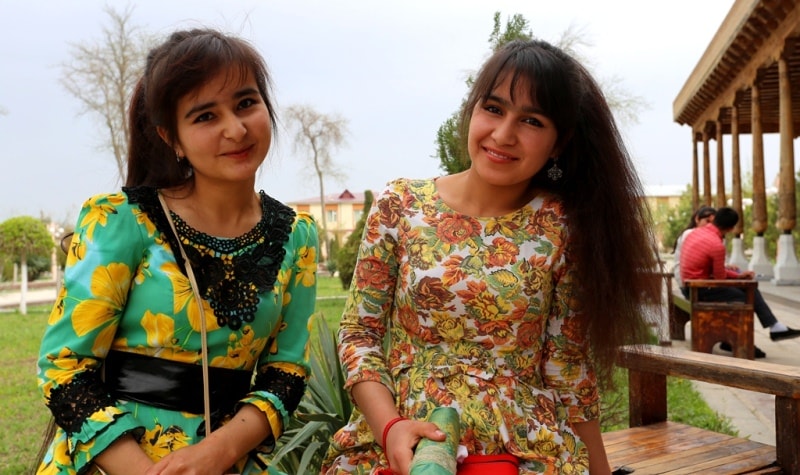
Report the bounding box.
[36,187,318,475]
[322,178,597,475]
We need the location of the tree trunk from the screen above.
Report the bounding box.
[20,251,28,315]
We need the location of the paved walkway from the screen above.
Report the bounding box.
[3,280,798,446]
[667,280,800,446]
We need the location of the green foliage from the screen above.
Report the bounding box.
[0,216,53,263]
[487,11,533,51]
[327,237,340,274]
[433,12,533,175]
[336,190,374,290]
[435,113,468,174]
[271,313,352,474]
[659,186,695,252]
[0,307,53,474]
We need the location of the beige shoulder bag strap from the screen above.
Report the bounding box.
[158,192,213,437]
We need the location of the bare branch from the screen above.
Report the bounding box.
[59,4,152,183]
[284,104,350,262]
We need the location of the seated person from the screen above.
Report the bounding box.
[680,206,800,357]
[672,205,716,287]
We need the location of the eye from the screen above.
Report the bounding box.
[483,104,502,115]
[193,112,215,123]
[238,97,259,110]
[523,117,545,127]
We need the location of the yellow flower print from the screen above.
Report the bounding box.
[295,245,316,287]
[81,194,125,241]
[48,288,67,325]
[141,424,191,461]
[142,310,176,347]
[44,347,96,390]
[71,263,132,337]
[65,233,86,265]
[88,405,124,424]
[210,325,267,369]
[162,261,219,333]
[131,207,157,237]
[531,426,560,457]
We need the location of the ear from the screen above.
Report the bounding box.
[156,126,184,157]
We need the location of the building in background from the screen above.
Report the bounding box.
[286,189,371,260]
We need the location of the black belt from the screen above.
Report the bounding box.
[104,350,252,420]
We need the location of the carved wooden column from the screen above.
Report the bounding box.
[729,104,748,270]
[773,49,800,284]
[749,80,773,278]
[702,127,712,205]
[715,120,726,208]
[692,133,700,209]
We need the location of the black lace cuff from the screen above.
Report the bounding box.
[47,368,116,435]
[253,366,306,415]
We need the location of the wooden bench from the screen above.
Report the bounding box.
[667,278,757,359]
[605,345,800,474]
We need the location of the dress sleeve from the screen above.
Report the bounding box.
[540,224,600,424]
[37,193,147,470]
[337,182,401,397]
[242,212,318,440]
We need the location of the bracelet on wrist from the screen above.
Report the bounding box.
[381,416,407,450]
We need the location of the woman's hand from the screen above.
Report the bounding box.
[143,441,232,475]
[383,419,445,475]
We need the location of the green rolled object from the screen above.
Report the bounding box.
[409,407,461,475]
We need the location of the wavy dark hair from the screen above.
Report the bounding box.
[459,39,662,383]
[126,28,278,188]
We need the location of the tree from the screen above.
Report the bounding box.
[60,5,151,182]
[336,190,374,289]
[0,216,53,314]
[434,12,648,174]
[285,105,349,263]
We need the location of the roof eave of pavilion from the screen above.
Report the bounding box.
[672,0,759,127]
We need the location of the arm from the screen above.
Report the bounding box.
[339,184,444,473]
[238,213,318,443]
[573,420,611,475]
[37,193,152,472]
[541,228,606,471]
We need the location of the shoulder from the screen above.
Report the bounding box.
[379,177,436,203]
[292,211,318,237]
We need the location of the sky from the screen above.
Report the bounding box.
[0,0,778,225]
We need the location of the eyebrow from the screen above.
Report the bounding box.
[183,86,260,119]
[486,93,545,115]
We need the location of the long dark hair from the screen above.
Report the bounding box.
[460,39,661,382]
[126,28,278,188]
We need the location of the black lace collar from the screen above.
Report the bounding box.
[125,186,295,330]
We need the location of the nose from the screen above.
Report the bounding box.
[491,116,516,145]
[222,113,247,141]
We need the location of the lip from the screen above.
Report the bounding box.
[483,146,517,163]
[221,144,254,159]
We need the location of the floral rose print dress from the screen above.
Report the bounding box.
[37,186,317,475]
[322,178,597,475]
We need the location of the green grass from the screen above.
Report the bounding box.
[0,305,54,475]
[1,277,735,472]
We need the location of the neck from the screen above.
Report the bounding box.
[450,171,534,217]
[163,180,261,237]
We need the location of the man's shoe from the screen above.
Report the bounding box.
[770,327,800,341]
[719,342,766,358]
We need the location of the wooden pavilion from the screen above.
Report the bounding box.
[674,0,800,284]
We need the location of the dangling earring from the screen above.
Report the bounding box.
[547,157,563,181]
[175,152,183,163]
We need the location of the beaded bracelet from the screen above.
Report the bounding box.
[381,416,407,451]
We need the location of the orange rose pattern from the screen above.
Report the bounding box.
[322,178,596,474]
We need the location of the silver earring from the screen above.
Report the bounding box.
[547,157,563,181]
[175,152,182,162]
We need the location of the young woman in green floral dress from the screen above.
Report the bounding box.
[36,28,318,475]
[322,40,661,475]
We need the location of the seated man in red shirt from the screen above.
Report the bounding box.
[680,206,800,357]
